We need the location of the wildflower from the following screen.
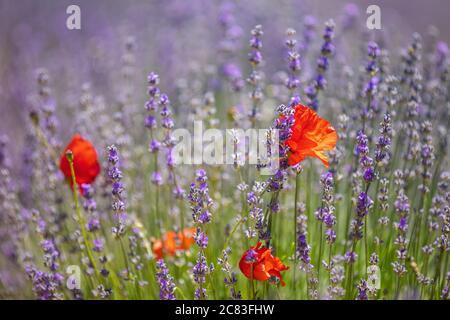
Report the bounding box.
[93,239,104,252]
[25,265,63,300]
[296,213,313,271]
[317,171,336,244]
[305,20,335,110]
[375,112,392,164]
[344,251,358,264]
[41,239,60,271]
[193,252,211,299]
[392,191,410,277]
[59,134,100,189]
[107,145,128,237]
[81,183,102,234]
[93,284,112,299]
[285,28,301,96]
[355,130,375,183]
[239,242,289,286]
[152,227,196,260]
[155,259,176,300]
[188,169,215,299]
[356,279,369,300]
[248,25,264,124]
[218,248,241,300]
[285,104,338,167]
[188,169,214,225]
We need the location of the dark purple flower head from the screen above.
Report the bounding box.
[367,41,381,58]
[356,279,369,300]
[149,139,161,153]
[147,72,160,86]
[244,249,258,263]
[398,217,408,232]
[193,252,210,299]
[345,251,358,264]
[151,172,163,186]
[356,192,373,218]
[0,135,8,167]
[107,145,128,237]
[394,192,410,215]
[194,228,209,248]
[248,25,263,66]
[93,239,104,252]
[87,218,100,232]
[25,265,63,300]
[155,259,176,300]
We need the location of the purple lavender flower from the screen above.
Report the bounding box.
[247,183,268,240]
[375,112,392,163]
[272,104,295,170]
[285,28,301,98]
[248,25,264,124]
[155,259,176,300]
[355,130,375,183]
[356,279,369,300]
[218,247,241,300]
[194,228,209,248]
[188,169,214,225]
[218,2,243,92]
[107,145,128,237]
[305,20,335,110]
[363,41,380,120]
[188,169,214,299]
[93,238,104,252]
[356,191,373,218]
[81,184,101,234]
[0,135,7,167]
[151,171,163,186]
[392,191,410,277]
[41,239,60,271]
[25,265,63,300]
[345,251,358,264]
[296,214,313,271]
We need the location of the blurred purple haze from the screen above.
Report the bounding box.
[1,0,449,172]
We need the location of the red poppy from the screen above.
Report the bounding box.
[239,242,289,286]
[285,104,338,167]
[152,227,196,260]
[59,134,100,189]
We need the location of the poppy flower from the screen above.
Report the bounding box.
[59,134,101,189]
[239,242,289,286]
[285,104,338,167]
[152,227,196,260]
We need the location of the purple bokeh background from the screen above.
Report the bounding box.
[1,0,449,171]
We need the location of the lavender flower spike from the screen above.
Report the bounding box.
[155,259,176,300]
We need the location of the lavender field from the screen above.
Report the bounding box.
[0,0,449,300]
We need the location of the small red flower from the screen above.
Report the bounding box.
[239,242,289,286]
[285,104,338,167]
[59,134,100,188]
[152,227,196,260]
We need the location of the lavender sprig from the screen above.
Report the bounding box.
[305,20,335,111]
[107,145,128,238]
[155,259,176,300]
[188,169,214,299]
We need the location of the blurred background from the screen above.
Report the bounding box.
[1,0,449,171]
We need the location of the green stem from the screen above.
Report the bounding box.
[293,173,300,297]
[365,216,369,276]
[66,151,101,280]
